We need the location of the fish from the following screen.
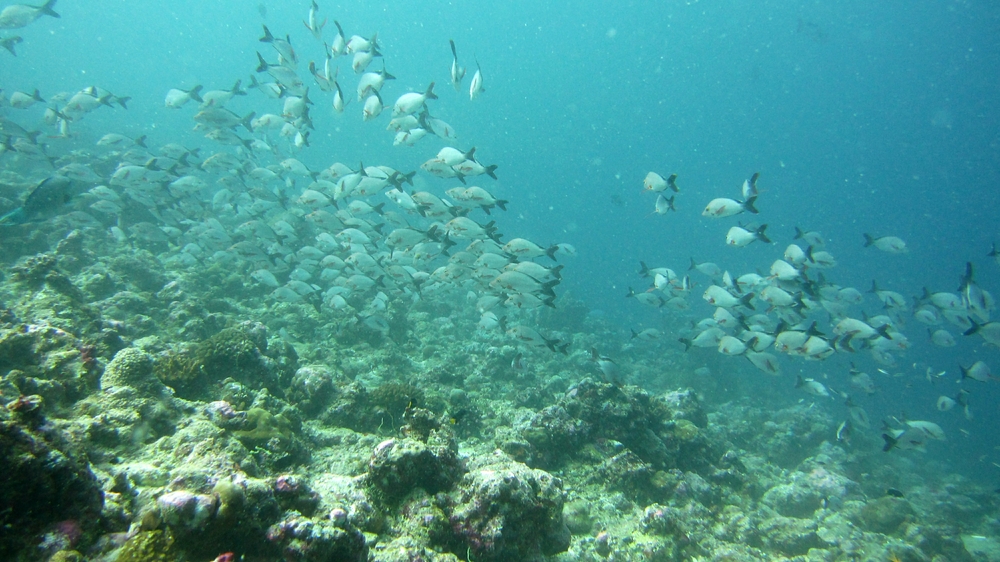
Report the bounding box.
[794,226,825,247]
[654,194,676,215]
[836,419,851,443]
[848,364,876,394]
[928,328,955,347]
[165,85,203,108]
[362,91,383,121]
[726,224,770,247]
[590,348,623,384]
[746,351,781,375]
[960,360,992,382]
[741,172,759,199]
[393,83,437,117]
[959,262,990,323]
[507,325,567,354]
[964,320,1000,347]
[702,196,758,218]
[469,58,485,100]
[643,172,678,193]
[936,395,956,412]
[199,80,246,108]
[702,285,753,309]
[357,66,395,100]
[260,25,297,69]
[882,427,926,452]
[795,375,830,398]
[0,0,59,30]
[303,0,326,41]
[863,234,907,253]
[630,328,662,341]
[8,88,43,109]
[449,39,467,92]
[0,175,73,225]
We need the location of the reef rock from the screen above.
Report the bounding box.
[0,411,104,558]
[445,450,570,561]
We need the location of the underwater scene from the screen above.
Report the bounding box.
[2,0,1000,560]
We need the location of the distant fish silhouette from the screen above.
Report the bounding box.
[0,175,73,225]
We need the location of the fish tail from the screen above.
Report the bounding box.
[1,36,21,56]
[232,79,246,96]
[756,224,771,244]
[678,337,692,352]
[631,329,639,339]
[963,320,981,336]
[188,85,203,102]
[116,96,131,109]
[134,134,147,148]
[881,433,897,452]
[450,39,458,59]
[424,82,438,100]
[255,52,269,73]
[485,164,498,180]
[40,0,59,18]
[862,233,875,247]
[260,25,274,43]
[241,111,257,133]
[742,195,758,214]
[545,245,558,262]
[667,173,679,192]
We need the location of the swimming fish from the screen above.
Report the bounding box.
[469,58,484,100]
[726,225,770,247]
[863,234,907,253]
[0,175,74,225]
[303,0,326,41]
[590,348,623,384]
[703,196,758,218]
[165,85,203,108]
[393,83,437,117]
[643,172,678,193]
[0,0,58,30]
[449,39,467,92]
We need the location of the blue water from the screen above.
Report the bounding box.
[3,1,1000,482]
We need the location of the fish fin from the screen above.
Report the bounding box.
[0,36,21,56]
[450,39,458,59]
[260,25,274,43]
[755,224,771,244]
[424,82,437,100]
[255,52,269,73]
[545,245,558,262]
[667,173,679,192]
[40,0,59,18]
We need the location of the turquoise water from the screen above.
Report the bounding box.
[3,1,1000,559]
